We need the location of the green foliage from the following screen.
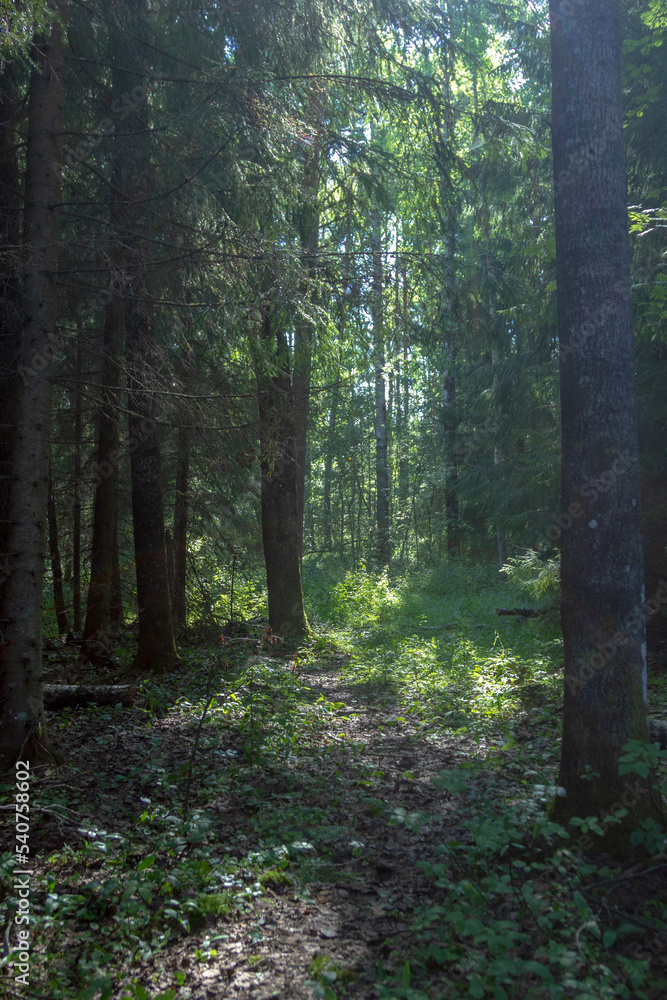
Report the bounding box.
[618,738,667,780]
[380,798,660,1000]
[503,549,560,604]
[305,562,562,736]
[329,567,399,628]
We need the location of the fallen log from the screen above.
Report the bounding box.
[496,608,544,618]
[43,684,136,710]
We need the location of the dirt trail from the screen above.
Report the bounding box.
[175,666,485,999]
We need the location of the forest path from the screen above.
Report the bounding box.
[191,662,501,1000]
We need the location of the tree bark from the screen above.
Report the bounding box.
[110,509,124,626]
[72,326,83,632]
[322,394,338,551]
[0,4,67,770]
[492,345,505,569]
[108,0,177,672]
[172,424,190,632]
[255,310,308,641]
[323,229,349,550]
[372,207,391,566]
[443,351,460,555]
[83,286,125,653]
[0,61,22,571]
[398,262,410,507]
[47,468,69,636]
[293,137,320,567]
[550,0,661,841]
[127,299,178,671]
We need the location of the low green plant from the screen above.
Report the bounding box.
[503,549,560,604]
[378,746,667,1000]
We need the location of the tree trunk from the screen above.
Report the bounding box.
[443,351,460,555]
[72,324,83,632]
[47,468,69,636]
[110,509,124,626]
[372,207,391,565]
[0,61,22,572]
[127,300,178,671]
[83,287,124,653]
[255,310,308,641]
[323,229,349,550]
[322,395,338,551]
[550,0,661,842]
[293,136,320,567]
[0,4,67,770]
[109,0,177,672]
[492,345,505,569]
[172,424,190,632]
[398,262,410,507]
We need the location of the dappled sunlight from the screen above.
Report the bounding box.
[305,562,563,736]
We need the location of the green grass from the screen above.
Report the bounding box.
[304,557,563,737]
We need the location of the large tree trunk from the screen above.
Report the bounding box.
[83,286,124,654]
[127,298,178,671]
[550,0,661,842]
[293,139,319,567]
[0,4,67,770]
[0,62,22,571]
[256,310,308,641]
[108,0,176,672]
[372,207,391,566]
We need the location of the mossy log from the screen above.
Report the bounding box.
[43,684,135,710]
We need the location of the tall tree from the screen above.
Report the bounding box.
[82,276,124,658]
[0,60,22,573]
[255,304,309,641]
[293,127,321,566]
[47,463,69,636]
[550,0,661,839]
[0,1,67,769]
[172,422,190,633]
[372,204,391,566]
[115,0,177,671]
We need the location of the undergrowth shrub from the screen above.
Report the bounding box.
[503,550,560,605]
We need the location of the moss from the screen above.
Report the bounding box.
[192,890,235,924]
[308,955,359,984]
[258,868,293,891]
